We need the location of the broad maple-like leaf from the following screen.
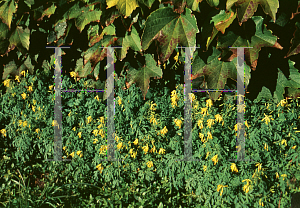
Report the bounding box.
[106,0,139,18]
[285,22,300,58]
[0,0,17,29]
[191,47,251,101]
[141,7,199,64]
[75,8,102,32]
[125,54,163,100]
[217,16,282,71]
[226,0,279,26]
[9,26,30,51]
[115,25,142,61]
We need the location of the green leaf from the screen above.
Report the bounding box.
[255,86,273,102]
[226,0,279,26]
[106,0,139,18]
[210,9,236,34]
[89,24,116,47]
[0,0,17,29]
[0,22,9,40]
[217,16,282,70]
[141,7,199,64]
[116,25,142,61]
[206,0,219,7]
[285,22,300,58]
[126,54,163,100]
[3,60,17,80]
[75,8,102,32]
[75,58,93,78]
[273,68,290,103]
[186,0,202,12]
[191,47,250,101]
[9,26,30,51]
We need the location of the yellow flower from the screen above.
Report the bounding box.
[3,79,10,87]
[206,99,213,108]
[78,132,82,138]
[217,184,228,196]
[277,99,287,107]
[150,115,158,125]
[207,119,215,128]
[230,163,238,173]
[207,132,213,140]
[259,198,264,206]
[150,145,156,153]
[0,129,7,137]
[21,71,25,77]
[142,144,149,154]
[117,96,122,106]
[171,90,179,108]
[242,179,252,193]
[276,172,279,179]
[211,154,218,165]
[98,129,105,138]
[32,99,36,105]
[237,104,246,113]
[96,164,104,173]
[158,148,166,155]
[256,163,262,172]
[117,142,123,150]
[281,139,287,146]
[92,129,98,136]
[264,143,268,151]
[32,105,36,112]
[149,101,157,111]
[174,52,179,62]
[199,133,206,143]
[21,92,26,99]
[63,146,66,151]
[245,120,249,128]
[22,121,28,127]
[15,76,20,82]
[18,120,23,126]
[28,86,33,92]
[133,138,138,145]
[129,148,134,154]
[95,95,100,101]
[69,152,75,158]
[49,85,53,90]
[261,113,274,125]
[99,116,105,124]
[86,116,92,124]
[72,127,76,131]
[197,119,204,129]
[292,145,297,149]
[70,71,77,80]
[160,126,168,136]
[93,138,98,144]
[131,151,137,158]
[203,165,207,172]
[200,108,209,116]
[281,174,287,181]
[189,93,196,103]
[205,152,210,159]
[215,114,223,123]
[146,161,153,168]
[174,118,183,129]
[76,150,83,157]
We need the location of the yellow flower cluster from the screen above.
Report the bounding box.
[174,118,183,129]
[242,179,252,193]
[217,184,228,196]
[171,90,179,109]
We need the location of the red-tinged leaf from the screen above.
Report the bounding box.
[34,4,57,21]
[0,0,17,29]
[126,54,163,100]
[285,22,300,58]
[217,16,282,71]
[141,7,199,64]
[191,47,251,101]
[210,9,236,34]
[226,0,279,26]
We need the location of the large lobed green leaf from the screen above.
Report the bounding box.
[141,7,199,64]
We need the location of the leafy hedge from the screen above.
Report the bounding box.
[0,68,299,207]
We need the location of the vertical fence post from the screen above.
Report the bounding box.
[45,46,71,162]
